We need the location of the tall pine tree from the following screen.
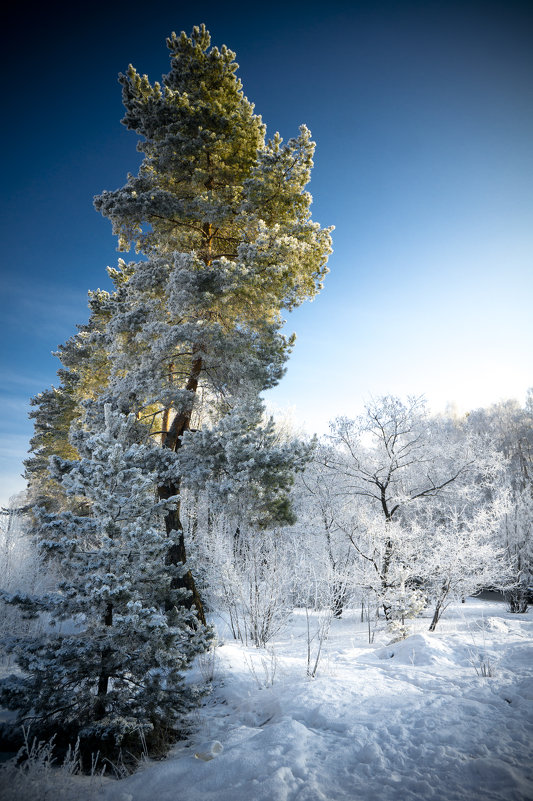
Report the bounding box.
[91,25,332,620]
[7,25,332,754]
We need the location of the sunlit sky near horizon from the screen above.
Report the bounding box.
[1,0,532,506]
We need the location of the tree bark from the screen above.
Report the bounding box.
[159,356,206,626]
[94,602,113,719]
[381,535,394,621]
[429,601,442,632]
[156,201,212,625]
[332,582,345,618]
[159,481,206,625]
[379,487,394,621]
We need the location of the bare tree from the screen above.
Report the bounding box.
[327,396,479,623]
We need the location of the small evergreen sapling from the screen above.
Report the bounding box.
[0,406,211,756]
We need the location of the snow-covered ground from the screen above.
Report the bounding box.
[2,598,532,801]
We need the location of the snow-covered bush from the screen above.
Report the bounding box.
[0,726,108,801]
[203,522,294,647]
[422,497,511,631]
[464,396,533,613]
[502,487,533,613]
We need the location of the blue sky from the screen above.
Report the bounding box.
[1,0,532,505]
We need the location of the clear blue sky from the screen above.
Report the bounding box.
[1,0,532,505]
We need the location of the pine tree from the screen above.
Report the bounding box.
[8,25,331,754]
[1,406,211,756]
[28,24,331,617]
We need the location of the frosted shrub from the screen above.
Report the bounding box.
[0,727,105,801]
[206,525,293,647]
[383,584,426,641]
[242,646,278,688]
[502,487,533,613]
[424,499,510,631]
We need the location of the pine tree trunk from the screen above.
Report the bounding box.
[159,482,206,626]
[94,603,113,719]
[159,356,206,626]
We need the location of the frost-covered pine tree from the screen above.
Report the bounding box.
[1,406,210,756]
[8,25,330,755]
[26,24,332,622]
